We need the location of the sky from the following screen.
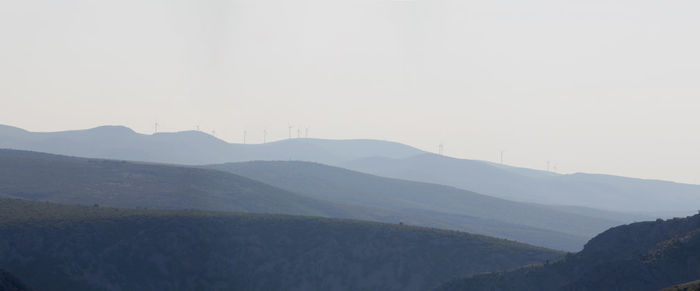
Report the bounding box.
[1,0,699,184]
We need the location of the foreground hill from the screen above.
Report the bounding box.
[341,154,700,214]
[208,161,623,251]
[0,124,421,165]
[0,199,562,291]
[0,269,32,291]
[436,213,700,291]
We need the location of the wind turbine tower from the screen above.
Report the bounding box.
[500,150,504,164]
[438,143,444,155]
[263,130,267,143]
[244,130,247,144]
[288,125,292,139]
[154,122,159,134]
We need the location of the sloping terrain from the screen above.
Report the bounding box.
[208,161,623,251]
[0,198,562,291]
[436,213,700,291]
[341,154,700,214]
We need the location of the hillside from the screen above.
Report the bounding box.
[0,198,562,291]
[436,213,700,291]
[208,161,624,251]
[0,124,421,165]
[0,269,32,291]
[0,149,589,250]
[341,154,700,214]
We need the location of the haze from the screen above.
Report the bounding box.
[1,0,699,184]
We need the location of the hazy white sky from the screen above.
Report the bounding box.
[1,0,699,184]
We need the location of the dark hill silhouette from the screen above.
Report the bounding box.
[436,213,700,291]
[0,198,562,291]
[207,161,626,251]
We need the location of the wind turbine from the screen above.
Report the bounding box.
[500,150,505,164]
[263,129,267,143]
[438,143,444,155]
[288,125,292,139]
[154,122,159,134]
[244,130,247,144]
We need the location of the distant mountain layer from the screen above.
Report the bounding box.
[0,269,32,291]
[208,161,624,251]
[436,213,700,291]
[2,124,698,214]
[341,154,700,213]
[0,198,562,291]
[0,124,422,165]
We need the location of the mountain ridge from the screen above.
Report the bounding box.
[2,124,698,214]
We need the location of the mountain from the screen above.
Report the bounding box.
[207,161,626,251]
[2,149,536,236]
[341,154,700,213]
[436,213,700,291]
[3,124,698,214]
[0,198,562,291]
[0,149,379,218]
[0,149,584,251]
[0,269,32,291]
[0,124,421,165]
